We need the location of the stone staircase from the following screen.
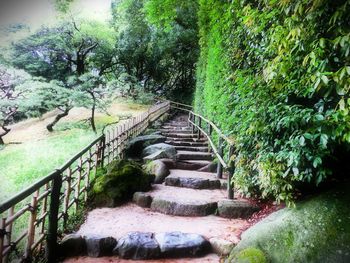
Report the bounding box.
[63,114,259,262]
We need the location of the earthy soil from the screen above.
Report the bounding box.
[76,203,248,244]
[4,102,148,143]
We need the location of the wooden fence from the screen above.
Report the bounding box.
[0,101,170,263]
[169,101,235,199]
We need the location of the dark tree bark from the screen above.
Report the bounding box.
[46,107,71,132]
[89,91,97,133]
[0,126,10,145]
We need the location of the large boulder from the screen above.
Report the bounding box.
[91,160,154,207]
[84,235,117,257]
[155,232,210,257]
[227,185,350,263]
[144,160,170,184]
[142,143,177,161]
[114,232,160,259]
[125,135,166,158]
[59,234,86,257]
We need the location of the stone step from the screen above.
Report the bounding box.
[166,137,207,143]
[174,146,209,152]
[161,133,203,139]
[160,129,192,134]
[163,122,188,127]
[161,126,191,131]
[159,159,211,170]
[164,170,225,190]
[166,140,208,147]
[146,185,224,217]
[177,151,213,161]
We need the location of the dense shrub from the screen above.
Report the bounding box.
[195,0,350,204]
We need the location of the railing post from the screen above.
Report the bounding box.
[197,118,202,139]
[46,171,62,262]
[208,125,212,153]
[192,115,195,134]
[217,137,223,179]
[100,134,106,168]
[227,145,235,200]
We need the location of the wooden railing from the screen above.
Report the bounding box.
[0,101,170,263]
[169,101,235,199]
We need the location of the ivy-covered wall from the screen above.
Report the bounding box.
[195,0,350,204]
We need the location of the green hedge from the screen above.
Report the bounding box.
[195,0,350,204]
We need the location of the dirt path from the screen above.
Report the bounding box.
[3,102,149,143]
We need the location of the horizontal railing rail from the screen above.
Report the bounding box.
[0,100,170,263]
[169,101,235,200]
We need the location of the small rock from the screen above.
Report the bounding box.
[133,192,153,208]
[198,162,217,172]
[143,144,177,161]
[209,237,234,256]
[143,160,170,184]
[84,235,117,257]
[59,234,86,257]
[218,200,259,219]
[155,232,210,257]
[114,232,160,259]
[125,135,166,158]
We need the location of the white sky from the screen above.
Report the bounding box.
[0,0,112,48]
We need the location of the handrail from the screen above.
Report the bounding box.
[0,100,170,263]
[169,101,235,200]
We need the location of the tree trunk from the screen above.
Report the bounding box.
[47,107,70,132]
[0,126,10,145]
[91,96,97,133]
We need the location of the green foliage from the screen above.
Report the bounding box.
[229,247,267,263]
[91,159,154,206]
[195,0,350,204]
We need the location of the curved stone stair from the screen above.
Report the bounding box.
[63,114,259,262]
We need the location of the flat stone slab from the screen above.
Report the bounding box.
[166,141,208,147]
[177,151,213,161]
[114,232,160,259]
[174,146,209,152]
[165,177,221,190]
[151,197,218,216]
[159,159,212,170]
[217,200,260,219]
[155,232,210,257]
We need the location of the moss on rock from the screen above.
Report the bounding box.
[230,248,267,263]
[91,160,154,207]
[227,185,350,263]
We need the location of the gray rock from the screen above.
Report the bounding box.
[133,192,153,208]
[209,237,234,256]
[84,235,117,257]
[143,160,170,184]
[155,232,210,257]
[217,200,259,219]
[198,162,218,172]
[125,135,166,158]
[151,198,217,216]
[143,143,177,161]
[114,232,160,259]
[59,234,86,257]
[165,177,221,190]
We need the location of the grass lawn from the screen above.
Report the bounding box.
[0,102,149,202]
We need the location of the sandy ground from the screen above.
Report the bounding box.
[64,254,222,263]
[77,203,247,244]
[3,102,148,143]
